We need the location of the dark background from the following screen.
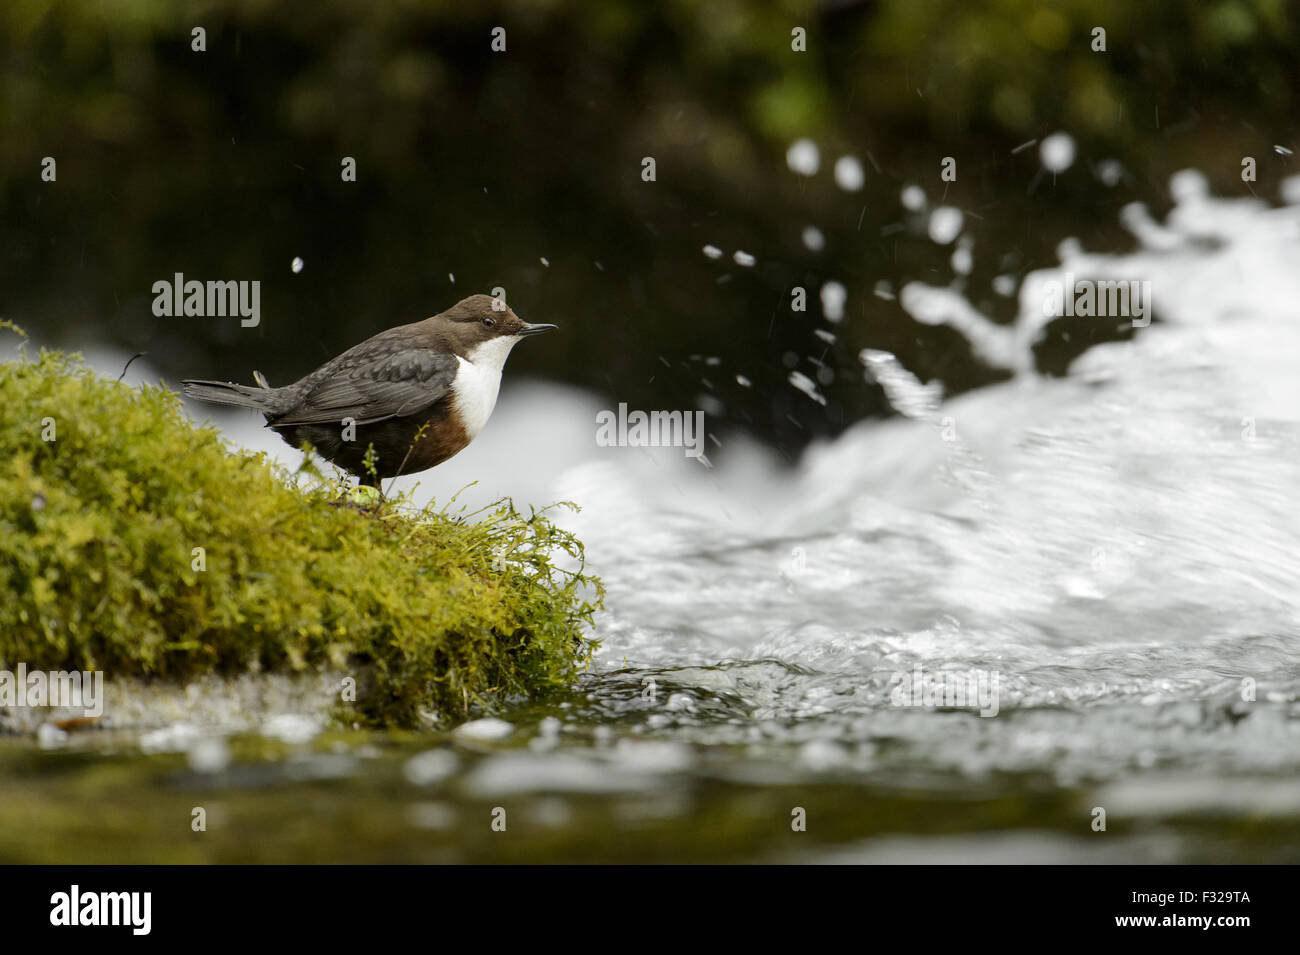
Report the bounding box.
[3,0,1295,461]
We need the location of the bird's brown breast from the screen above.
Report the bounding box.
[395,398,473,473]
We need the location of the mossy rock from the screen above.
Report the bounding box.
[0,327,602,727]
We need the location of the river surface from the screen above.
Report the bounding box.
[4,171,1299,863]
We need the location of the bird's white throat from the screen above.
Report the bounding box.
[452,335,521,438]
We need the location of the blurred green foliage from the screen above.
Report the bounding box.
[2,0,1295,452]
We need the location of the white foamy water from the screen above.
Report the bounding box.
[550,173,1300,791]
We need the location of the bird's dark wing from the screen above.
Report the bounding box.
[268,349,459,427]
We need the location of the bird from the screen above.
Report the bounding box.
[182,294,556,485]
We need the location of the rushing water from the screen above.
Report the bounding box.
[4,171,1299,863]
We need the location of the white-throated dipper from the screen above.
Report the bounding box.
[182,294,555,485]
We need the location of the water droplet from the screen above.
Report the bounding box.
[927,206,964,244]
[786,138,820,176]
[820,281,847,322]
[1281,175,1300,205]
[702,244,723,260]
[788,370,827,405]
[1040,132,1076,173]
[801,226,825,252]
[290,256,304,273]
[1096,159,1124,188]
[834,155,865,192]
[901,184,926,211]
[733,250,756,267]
[951,244,973,275]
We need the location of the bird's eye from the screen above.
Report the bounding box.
[482,316,496,328]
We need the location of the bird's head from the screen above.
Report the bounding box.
[432,294,556,368]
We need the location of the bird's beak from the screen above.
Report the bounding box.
[518,322,558,337]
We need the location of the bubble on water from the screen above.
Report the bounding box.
[798,739,850,772]
[404,749,459,786]
[613,739,694,773]
[901,184,926,211]
[263,714,320,745]
[834,155,865,192]
[290,256,304,273]
[188,736,230,774]
[702,244,723,260]
[786,138,820,176]
[1040,132,1076,173]
[820,281,847,322]
[789,370,828,406]
[733,250,756,267]
[406,802,456,830]
[735,374,752,388]
[455,717,514,741]
[993,274,1018,297]
[37,722,69,750]
[927,206,964,245]
[802,226,825,252]
[1096,159,1125,188]
[140,722,201,753]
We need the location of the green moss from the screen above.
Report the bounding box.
[0,331,602,727]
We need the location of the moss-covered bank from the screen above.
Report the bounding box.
[0,331,602,726]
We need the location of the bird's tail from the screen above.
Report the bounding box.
[181,378,278,412]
